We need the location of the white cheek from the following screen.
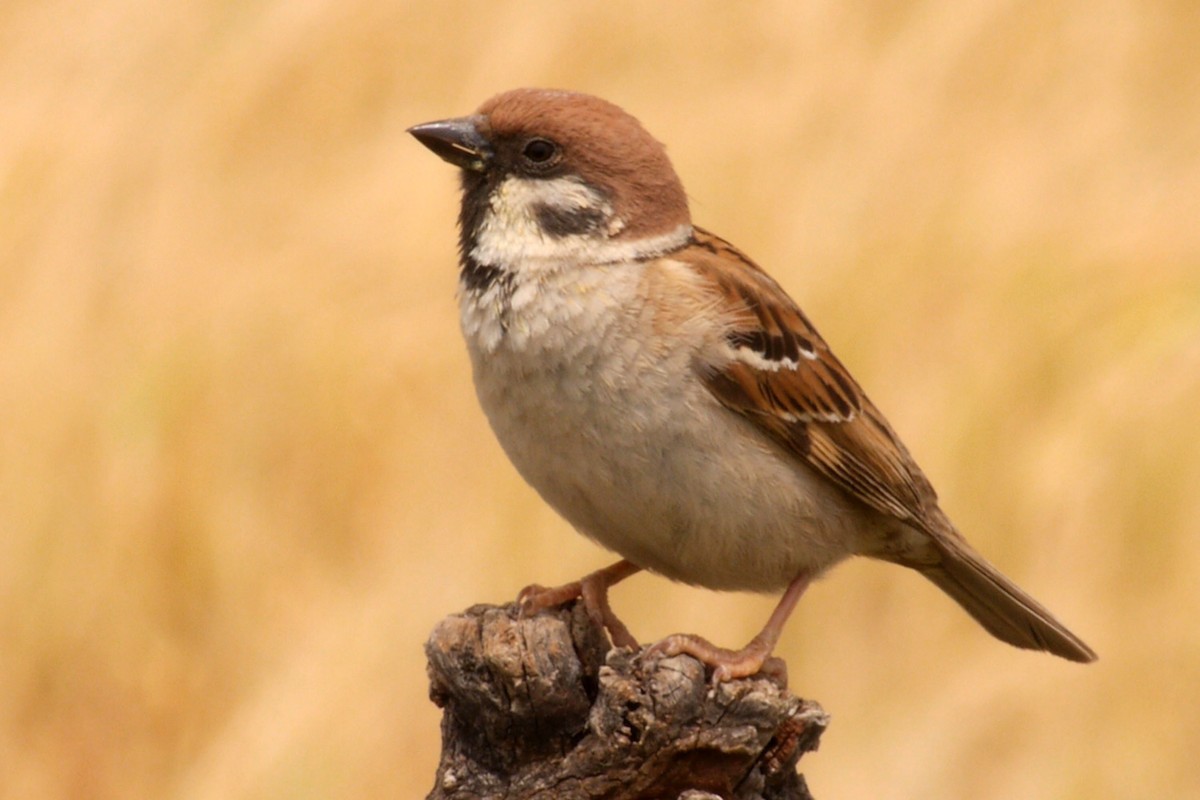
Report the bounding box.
[471,176,617,269]
[458,175,694,356]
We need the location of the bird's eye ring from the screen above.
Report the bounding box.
[522,138,559,165]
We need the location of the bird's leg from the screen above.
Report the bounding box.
[517,559,642,649]
[648,571,812,685]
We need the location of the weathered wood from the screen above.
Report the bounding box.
[426,602,827,799]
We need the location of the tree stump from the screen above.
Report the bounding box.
[425,602,828,799]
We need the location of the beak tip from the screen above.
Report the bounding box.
[408,116,491,171]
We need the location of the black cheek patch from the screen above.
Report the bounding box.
[533,202,608,238]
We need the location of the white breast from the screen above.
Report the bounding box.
[457,255,871,593]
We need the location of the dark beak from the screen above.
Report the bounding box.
[408,115,491,172]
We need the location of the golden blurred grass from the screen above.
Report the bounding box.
[1,1,1197,797]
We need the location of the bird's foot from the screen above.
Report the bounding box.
[516,580,582,614]
[646,633,788,687]
[517,560,641,650]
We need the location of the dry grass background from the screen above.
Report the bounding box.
[1,0,1197,797]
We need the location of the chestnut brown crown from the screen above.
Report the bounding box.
[480,89,690,238]
[411,88,692,241]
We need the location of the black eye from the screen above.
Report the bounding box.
[522,138,558,164]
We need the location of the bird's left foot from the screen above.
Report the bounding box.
[646,633,788,687]
[517,560,641,650]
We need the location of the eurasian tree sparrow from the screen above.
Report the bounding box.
[409,88,1096,681]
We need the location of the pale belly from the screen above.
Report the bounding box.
[464,282,870,592]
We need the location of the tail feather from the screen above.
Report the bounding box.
[919,536,1097,663]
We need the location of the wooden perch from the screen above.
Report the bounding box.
[425,602,828,800]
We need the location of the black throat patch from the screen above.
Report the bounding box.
[460,259,508,293]
[456,171,508,293]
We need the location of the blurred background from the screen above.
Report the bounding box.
[2,1,1197,797]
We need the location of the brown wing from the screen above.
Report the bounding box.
[683,227,941,529]
[676,231,1101,663]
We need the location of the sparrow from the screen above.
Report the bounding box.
[409,88,1096,682]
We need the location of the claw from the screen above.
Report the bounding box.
[514,560,642,650]
[517,581,581,617]
[643,571,811,686]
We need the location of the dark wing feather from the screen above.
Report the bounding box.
[677,231,1099,663]
[684,227,940,529]
[670,230,1100,663]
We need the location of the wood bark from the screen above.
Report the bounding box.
[425,602,827,799]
